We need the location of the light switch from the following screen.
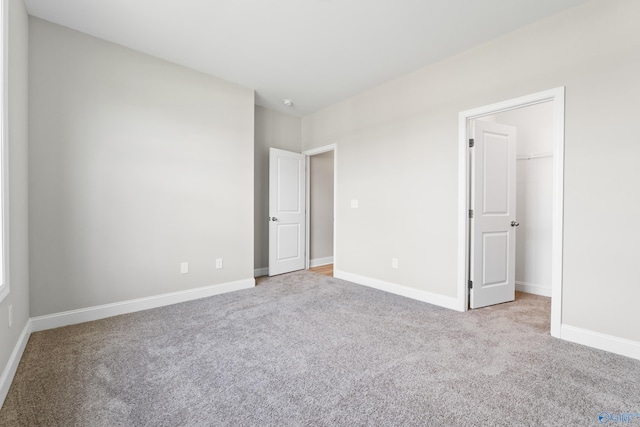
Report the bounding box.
[351,199,359,208]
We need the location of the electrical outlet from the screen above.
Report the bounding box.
[180,262,189,274]
[392,258,399,269]
[216,258,223,269]
[8,305,12,328]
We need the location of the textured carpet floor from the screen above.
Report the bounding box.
[1,271,639,426]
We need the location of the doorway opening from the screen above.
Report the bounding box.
[303,144,337,277]
[266,145,337,278]
[458,88,565,337]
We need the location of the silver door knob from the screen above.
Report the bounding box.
[511,221,520,227]
[271,217,278,221]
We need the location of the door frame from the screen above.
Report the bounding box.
[457,87,565,338]
[302,144,337,271]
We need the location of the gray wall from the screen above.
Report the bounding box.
[309,151,334,262]
[0,0,30,383]
[302,0,640,342]
[254,105,301,273]
[29,18,255,316]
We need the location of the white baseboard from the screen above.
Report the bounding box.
[516,281,551,297]
[31,278,255,333]
[561,324,640,361]
[0,320,32,409]
[335,270,462,312]
[254,267,268,277]
[310,257,333,268]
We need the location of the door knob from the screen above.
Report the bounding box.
[271,217,278,221]
[511,221,520,227]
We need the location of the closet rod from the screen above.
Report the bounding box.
[516,152,553,161]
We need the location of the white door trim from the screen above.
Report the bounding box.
[457,87,565,338]
[303,144,337,271]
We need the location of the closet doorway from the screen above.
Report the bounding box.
[458,88,565,337]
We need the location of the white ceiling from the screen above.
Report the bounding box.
[24,0,590,117]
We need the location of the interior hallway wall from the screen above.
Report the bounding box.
[309,151,334,265]
[254,106,301,275]
[301,0,640,343]
[29,18,255,317]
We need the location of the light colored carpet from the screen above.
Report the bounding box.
[1,270,639,426]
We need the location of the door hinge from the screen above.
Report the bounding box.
[468,280,473,289]
[468,209,474,219]
[469,138,475,148]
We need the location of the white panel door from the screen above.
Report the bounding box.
[269,148,306,276]
[470,121,517,309]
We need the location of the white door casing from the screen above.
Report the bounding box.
[269,148,306,276]
[303,144,338,271]
[470,121,517,308]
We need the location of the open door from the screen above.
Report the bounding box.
[469,120,518,308]
[269,148,306,276]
